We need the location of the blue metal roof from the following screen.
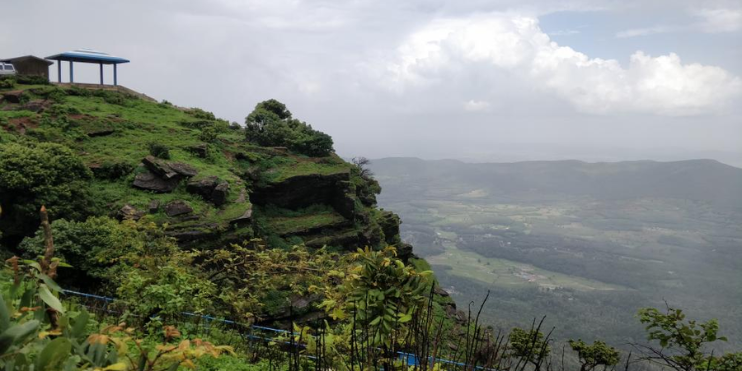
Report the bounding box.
[45,49,130,64]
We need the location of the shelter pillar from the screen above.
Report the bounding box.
[69,61,74,83]
[113,64,117,86]
[99,63,104,85]
[57,59,61,83]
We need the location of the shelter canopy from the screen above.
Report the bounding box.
[45,49,129,85]
[45,49,129,64]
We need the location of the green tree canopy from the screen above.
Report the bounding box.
[569,339,620,371]
[245,99,334,156]
[0,142,93,245]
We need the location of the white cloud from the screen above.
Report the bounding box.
[615,25,676,38]
[378,14,742,116]
[548,29,580,36]
[694,7,742,33]
[463,100,491,112]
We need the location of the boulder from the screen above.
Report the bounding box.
[142,156,179,179]
[1,91,24,104]
[211,182,229,206]
[142,156,198,179]
[186,176,219,196]
[148,199,160,214]
[168,162,198,177]
[164,200,193,217]
[18,100,51,113]
[186,176,229,206]
[434,286,450,297]
[133,171,181,193]
[118,204,144,221]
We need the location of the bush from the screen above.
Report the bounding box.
[199,125,218,142]
[92,161,134,179]
[245,99,334,156]
[187,107,216,120]
[17,92,30,104]
[19,216,128,281]
[0,142,93,242]
[0,76,16,89]
[15,74,50,85]
[148,142,170,159]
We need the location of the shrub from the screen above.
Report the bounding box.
[0,142,93,242]
[187,107,216,120]
[93,161,134,179]
[0,76,16,89]
[199,125,218,142]
[19,216,128,281]
[245,99,334,156]
[98,90,128,105]
[15,74,50,85]
[148,142,170,159]
[17,92,30,104]
[0,254,232,371]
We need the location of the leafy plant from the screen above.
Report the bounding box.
[637,307,729,371]
[321,246,432,347]
[569,339,620,371]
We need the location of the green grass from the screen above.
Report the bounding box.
[266,156,351,183]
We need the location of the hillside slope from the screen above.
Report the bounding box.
[0,82,439,327]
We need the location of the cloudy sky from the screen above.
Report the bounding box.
[2,0,741,165]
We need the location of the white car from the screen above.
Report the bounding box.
[0,62,16,76]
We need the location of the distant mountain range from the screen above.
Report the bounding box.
[371,157,742,209]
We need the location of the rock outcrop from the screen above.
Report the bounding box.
[132,156,198,192]
[186,176,229,206]
[164,200,193,217]
[250,171,354,218]
[133,171,181,192]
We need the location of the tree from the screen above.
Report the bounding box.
[569,339,620,371]
[244,99,334,156]
[0,142,93,245]
[637,307,729,371]
[254,99,292,120]
[352,157,373,179]
[508,326,551,370]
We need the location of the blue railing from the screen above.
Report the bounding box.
[61,289,494,370]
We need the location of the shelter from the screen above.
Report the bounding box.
[0,56,53,80]
[45,49,130,85]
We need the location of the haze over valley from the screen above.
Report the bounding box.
[372,157,742,349]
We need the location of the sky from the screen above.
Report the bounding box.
[2,0,741,166]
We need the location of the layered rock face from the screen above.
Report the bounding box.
[250,171,355,218]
